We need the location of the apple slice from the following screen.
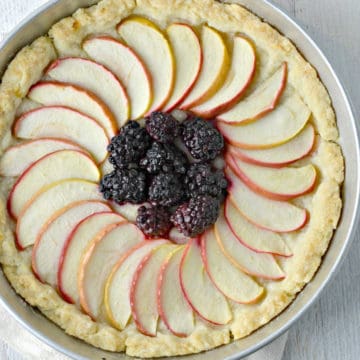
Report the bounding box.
[180,238,232,325]
[218,62,287,123]
[214,211,285,279]
[47,57,129,128]
[58,211,125,304]
[229,124,315,168]
[158,247,194,337]
[163,23,202,111]
[0,138,85,177]
[228,153,317,200]
[15,179,102,250]
[117,17,174,112]
[192,36,256,117]
[79,222,144,320]
[28,81,116,138]
[180,25,230,109]
[226,167,307,232]
[31,201,110,286]
[105,239,169,330]
[224,199,292,256]
[201,229,264,303]
[8,150,100,219]
[217,92,311,149]
[111,201,148,222]
[168,227,190,245]
[14,106,108,162]
[83,36,152,119]
[130,243,177,336]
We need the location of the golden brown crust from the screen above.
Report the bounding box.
[0,0,344,357]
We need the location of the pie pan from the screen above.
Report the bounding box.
[0,0,358,359]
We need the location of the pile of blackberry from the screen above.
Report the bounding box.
[99,111,228,238]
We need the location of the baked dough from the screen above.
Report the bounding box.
[0,0,344,357]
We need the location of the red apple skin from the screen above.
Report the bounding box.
[216,62,287,125]
[226,153,317,201]
[164,23,203,112]
[223,199,293,258]
[57,211,124,304]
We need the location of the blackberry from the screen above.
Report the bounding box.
[185,163,228,200]
[99,167,147,204]
[171,195,220,237]
[108,121,151,168]
[149,173,184,206]
[140,142,188,175]
[136,205,172,237]
[181,116,224,161]
[146,111,180,143]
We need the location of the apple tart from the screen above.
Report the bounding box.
[0,0,344,358]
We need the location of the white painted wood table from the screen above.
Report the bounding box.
[0,1,359,359]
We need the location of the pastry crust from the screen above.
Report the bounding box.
[0,0,344,357]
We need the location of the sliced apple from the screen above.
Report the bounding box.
[105,239,169,330]
[14,106,108,162]
[218,62,287,123]
[8,150,100,219]
[83,36,152,119]
[180,238,232,325]
[117,17,174,112]
[111,201,148,222]
[58,211,125,304]
[0,138,85,177]
[228,153,317,200]
[31,201,110,286]
[15,179,102,250]
[192,36,256,117]
[28,81,116,138]
[168,227,190,245]
[130,243,177,336]
[180,25,230,109]
[163,23,202,111]
[224,199,292,256]
[47,57,128,128]
[229,124,315,168]
[201,229,264,303]
[158,247,194,337]
[226,166,307,232]
[217,92,311,149]
[214,211,285,279]
[79,222,144,320]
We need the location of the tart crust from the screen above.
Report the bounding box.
[0,0,344,357]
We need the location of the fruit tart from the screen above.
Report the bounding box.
[0,0,344,357]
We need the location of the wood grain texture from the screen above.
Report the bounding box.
[269,1,360,360]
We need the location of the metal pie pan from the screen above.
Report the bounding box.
[0,1,358,359]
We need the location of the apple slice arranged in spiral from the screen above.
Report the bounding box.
[217,92,311,149]
[32,201,110,285]
[192,36,256,117]
[105,239,169,330]
[214,210,285,279]
[8,150,100,219]
[79,222,144,320]
[47,57,129,128]
[158,247,194,337]
[180,238,232,325]
[58,211,125,304]
[14,106,109,162]
[0,138,85,177]
[28,82,116,138]
[218,62,287,123]
[229,124,315,168]
[163,23,202,111]
[180,25,230,109]
[117,17,174,113]
[201,228,264,303]
[227,153,317,200]
[130,243,177,336]
[226,166,307,233]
